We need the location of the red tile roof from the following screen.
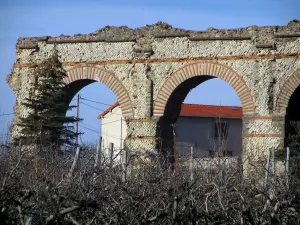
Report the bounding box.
[180,103,242,119]
[97,102,119,119]
[97,102,243,119]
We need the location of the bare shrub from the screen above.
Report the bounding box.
[0,144,299,224]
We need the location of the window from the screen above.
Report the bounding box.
[214,121,228,139]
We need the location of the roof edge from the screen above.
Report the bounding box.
[97,102,119,119]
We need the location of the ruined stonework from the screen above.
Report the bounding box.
[7,21,300,162]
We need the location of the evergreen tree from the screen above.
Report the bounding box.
[16,51,81,147]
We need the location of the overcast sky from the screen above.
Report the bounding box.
[0,0,299,143]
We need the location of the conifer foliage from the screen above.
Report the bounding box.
[16,50,80,147]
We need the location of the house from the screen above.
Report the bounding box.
[174,104,243,157]
[97,102,127,155]
[98,103,243,157]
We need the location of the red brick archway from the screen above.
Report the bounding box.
[275,69,300,114]
[64,65,134,117]
[153,62,255,116]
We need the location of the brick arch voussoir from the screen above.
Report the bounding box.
[65,66,134,117]
[275,69,300,114]
[154,62,255,116]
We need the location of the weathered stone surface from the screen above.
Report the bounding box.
[127,120,158,137]
[243,118,284,135]
[124,138,157,152]
[7,21,300,161]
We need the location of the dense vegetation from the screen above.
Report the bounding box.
[0,144,299,225]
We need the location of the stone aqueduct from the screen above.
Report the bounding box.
[7,21,300,159]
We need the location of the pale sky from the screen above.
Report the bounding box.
[0,0,299,143]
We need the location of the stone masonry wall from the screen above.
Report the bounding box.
[7,21,300,160]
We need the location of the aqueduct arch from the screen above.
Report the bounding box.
[153,62,254,154]
[276,69,300,147]
[275,69,300,115]
[7,21,300,164]
[64,66,134,117]
[154,62,255,116]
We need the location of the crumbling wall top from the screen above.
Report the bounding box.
[16,20,300,49]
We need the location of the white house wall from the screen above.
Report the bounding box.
[100,106,127,155]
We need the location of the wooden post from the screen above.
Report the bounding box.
[270,148,276,200]
[93,136,102,184]
[67,146,81,181]
[120,116,123,150]
[190,146,194,181]
[108,142,114,168]
[122,150,128,182]
[173,125,178,174]
[75,94,80,146]
[264,149,271,188]
[286,147,290,188]
[220,165,225,187]
[271,148,276,179]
